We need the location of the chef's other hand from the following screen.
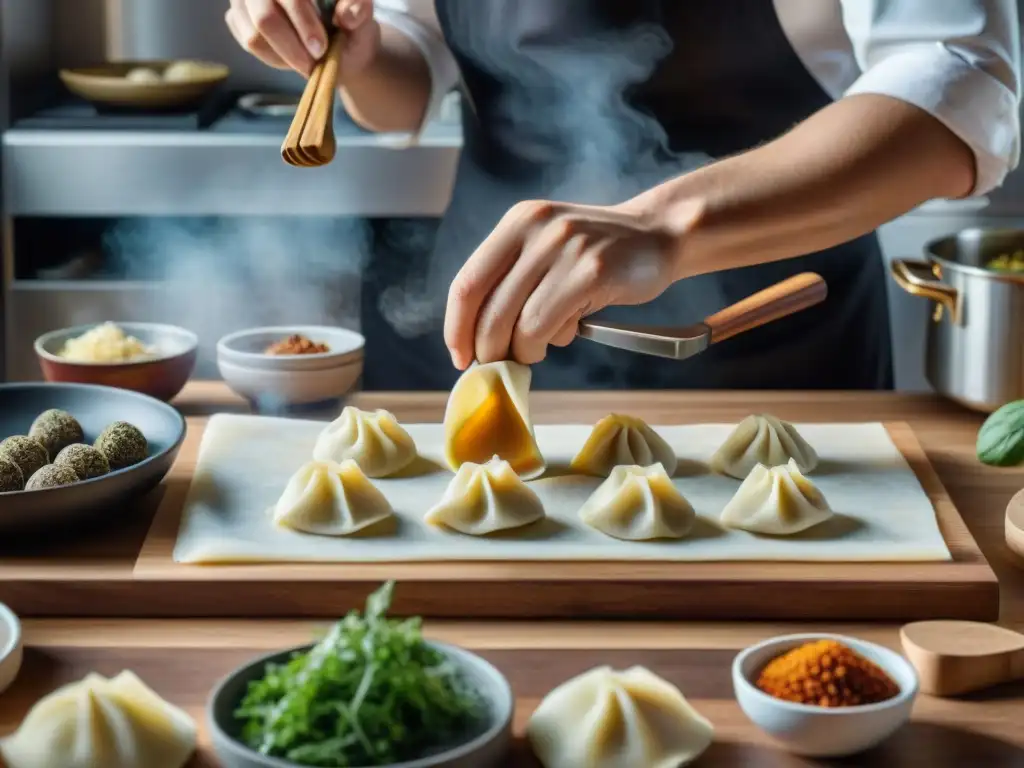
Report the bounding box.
[444,199,705,369]
[226,0,378,76]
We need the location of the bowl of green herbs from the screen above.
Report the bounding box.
[207,581,513,768]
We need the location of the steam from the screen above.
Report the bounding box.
[103,217,369,364]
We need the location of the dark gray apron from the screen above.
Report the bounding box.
[362,0,893,391]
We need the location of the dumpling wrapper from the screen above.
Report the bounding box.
[312,406,417,478]
[720,458,833,535]
[272,459,393,536]
[570,413,677,477]
[710,413,818,480]
[442,361,545,480]
[425,455,545,535]
[0,670,196,768]
[579,464,695,541]
[527,665,713,768]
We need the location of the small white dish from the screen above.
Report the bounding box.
[732,633,918,758]
[217,326,364,412]
[0,602,24,696]
[217,326,364,372]
[217,357,362,410]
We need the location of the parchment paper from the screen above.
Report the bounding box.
[172,414,952,564]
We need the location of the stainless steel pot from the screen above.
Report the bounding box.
[891,228,1024,412]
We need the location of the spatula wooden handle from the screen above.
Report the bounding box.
[704,272,828,344]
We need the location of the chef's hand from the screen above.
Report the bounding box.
[444,199,705,369]
[226,0,378,76]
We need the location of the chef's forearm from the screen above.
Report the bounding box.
[338,23,433,133]
[636,94,977,280]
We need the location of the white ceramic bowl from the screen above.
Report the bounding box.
[216,326,364,411]
[217,326,363,372]
[732,633,918,758]
[0,602,23,696]
[217,357,363,410]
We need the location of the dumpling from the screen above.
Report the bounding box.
[312,406,417,478]
[443,361,545,479]
[0,670,196,768]
[527,665,713,768]
[425,455,545,535]
[710,413,818,480]
[579,464,695,541]
[571,413,677,477]
[272,460,393,536]
[720,458,833,535]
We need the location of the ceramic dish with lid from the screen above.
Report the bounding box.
[732,633,919,757]
[207,640,513,768]
[35,322,198,402]
[0,602,23,696]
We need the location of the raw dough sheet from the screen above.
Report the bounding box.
[172,414,952,564]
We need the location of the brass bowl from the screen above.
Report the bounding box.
[59,60,229,109]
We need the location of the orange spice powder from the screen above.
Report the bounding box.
[755,639,900,707]
[265,334,330,356]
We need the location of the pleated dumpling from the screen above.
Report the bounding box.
[720,458,833,535]
[312,406,417,478]
[527,665,713,768]
[579,464,695,541]
[272,460,393,536]
[0,670,196,768]
[443,361,545,479]
[710,414,818,480]
[571,413,677,477]
[425,455,545,535]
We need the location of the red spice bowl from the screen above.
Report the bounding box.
[732,633,919,758]
[34,322,198,403]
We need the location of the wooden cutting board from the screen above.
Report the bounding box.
[5,619,1022,767]
[131,420,998,621]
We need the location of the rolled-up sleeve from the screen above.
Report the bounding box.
[840,0,1021,194]
[374,0,461,136]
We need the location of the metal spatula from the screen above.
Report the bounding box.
[578,272,827,360]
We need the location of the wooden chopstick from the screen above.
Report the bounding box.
[281,32,343,166]
[299,33,345,164]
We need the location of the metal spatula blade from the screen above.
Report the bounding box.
[577,321,711,360]
[578,272,827,361]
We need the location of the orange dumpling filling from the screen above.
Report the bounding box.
[444,363,545,478]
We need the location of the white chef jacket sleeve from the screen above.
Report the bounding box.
[373,0,461,138]
[840,0,1022,195]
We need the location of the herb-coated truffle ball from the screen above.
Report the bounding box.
[0,436,49,479]
[0,457,23,492]
[29,409,84,458]
[94,421,148,470]
[54,443,110,481]
[25,463,79,491]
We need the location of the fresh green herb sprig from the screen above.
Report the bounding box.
[234,581,485,767]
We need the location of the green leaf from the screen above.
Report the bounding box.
[365,581,394,621]
[233,582,485,767]
[977,400,1024,467]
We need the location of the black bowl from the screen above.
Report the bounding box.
[0,382,186,535]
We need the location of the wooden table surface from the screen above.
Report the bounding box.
[3,382,1024,765]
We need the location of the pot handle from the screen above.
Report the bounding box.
[889,258,961,324]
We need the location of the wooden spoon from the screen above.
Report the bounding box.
[900,620,1024,696]
[1005,488,1024,564]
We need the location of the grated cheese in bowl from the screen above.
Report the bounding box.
[58,322,156,363]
